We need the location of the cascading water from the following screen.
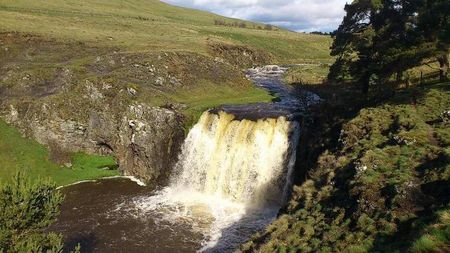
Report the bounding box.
[131,110,300,252]
[173,111,299,206]
[50,65,320,252]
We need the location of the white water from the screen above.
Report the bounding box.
[56,176,146,190]
[129,111,300,251]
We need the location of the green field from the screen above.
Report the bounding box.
[0,0,332,63]
[0,119,119,186]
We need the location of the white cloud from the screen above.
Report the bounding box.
[161,0,349,32]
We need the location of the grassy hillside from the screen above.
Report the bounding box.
[241,82,450,253]
[284,64,331,85]
[0,0,332,63]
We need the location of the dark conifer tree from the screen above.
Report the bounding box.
[418,0,450,81]
[329,0,449,93]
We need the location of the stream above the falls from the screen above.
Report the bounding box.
[213,65,321,120]
[50,65,320,252]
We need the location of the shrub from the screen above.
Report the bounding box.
[0,172,64,252]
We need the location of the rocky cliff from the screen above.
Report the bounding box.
[2,101,184,183]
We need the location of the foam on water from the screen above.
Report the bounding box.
[121,111,300,251]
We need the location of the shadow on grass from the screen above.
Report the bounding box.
[370,205,449,252]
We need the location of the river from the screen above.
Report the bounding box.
[50,65,320,252]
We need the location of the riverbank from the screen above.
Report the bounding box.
[241,81,450,252]
[0,119,119,186]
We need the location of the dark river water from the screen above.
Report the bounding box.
[50,178,204,253]
[213,65,320,120]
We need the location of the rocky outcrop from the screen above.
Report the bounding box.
[117,104,184,182]
[2,101,185,184]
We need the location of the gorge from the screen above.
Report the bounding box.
[50,66,318,252]
[2,1,449,252]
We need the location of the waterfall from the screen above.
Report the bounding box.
[172,111,300,206]
[131,110,300,251]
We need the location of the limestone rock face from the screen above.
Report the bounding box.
[117,104,184,182]
[2,101,185,184]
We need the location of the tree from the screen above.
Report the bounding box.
[328,0,383,92]
[329,0,450,93]
[0,172,64,253]
[370,0,435,84]
[418,0,450,81]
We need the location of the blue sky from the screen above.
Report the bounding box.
[161,0,349,32]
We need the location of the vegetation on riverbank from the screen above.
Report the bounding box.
[243,0,449,252]
[242,80,450,253]
[0,119,118,186]
[0,173,72,252]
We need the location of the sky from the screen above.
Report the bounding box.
[161,0,350,32]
